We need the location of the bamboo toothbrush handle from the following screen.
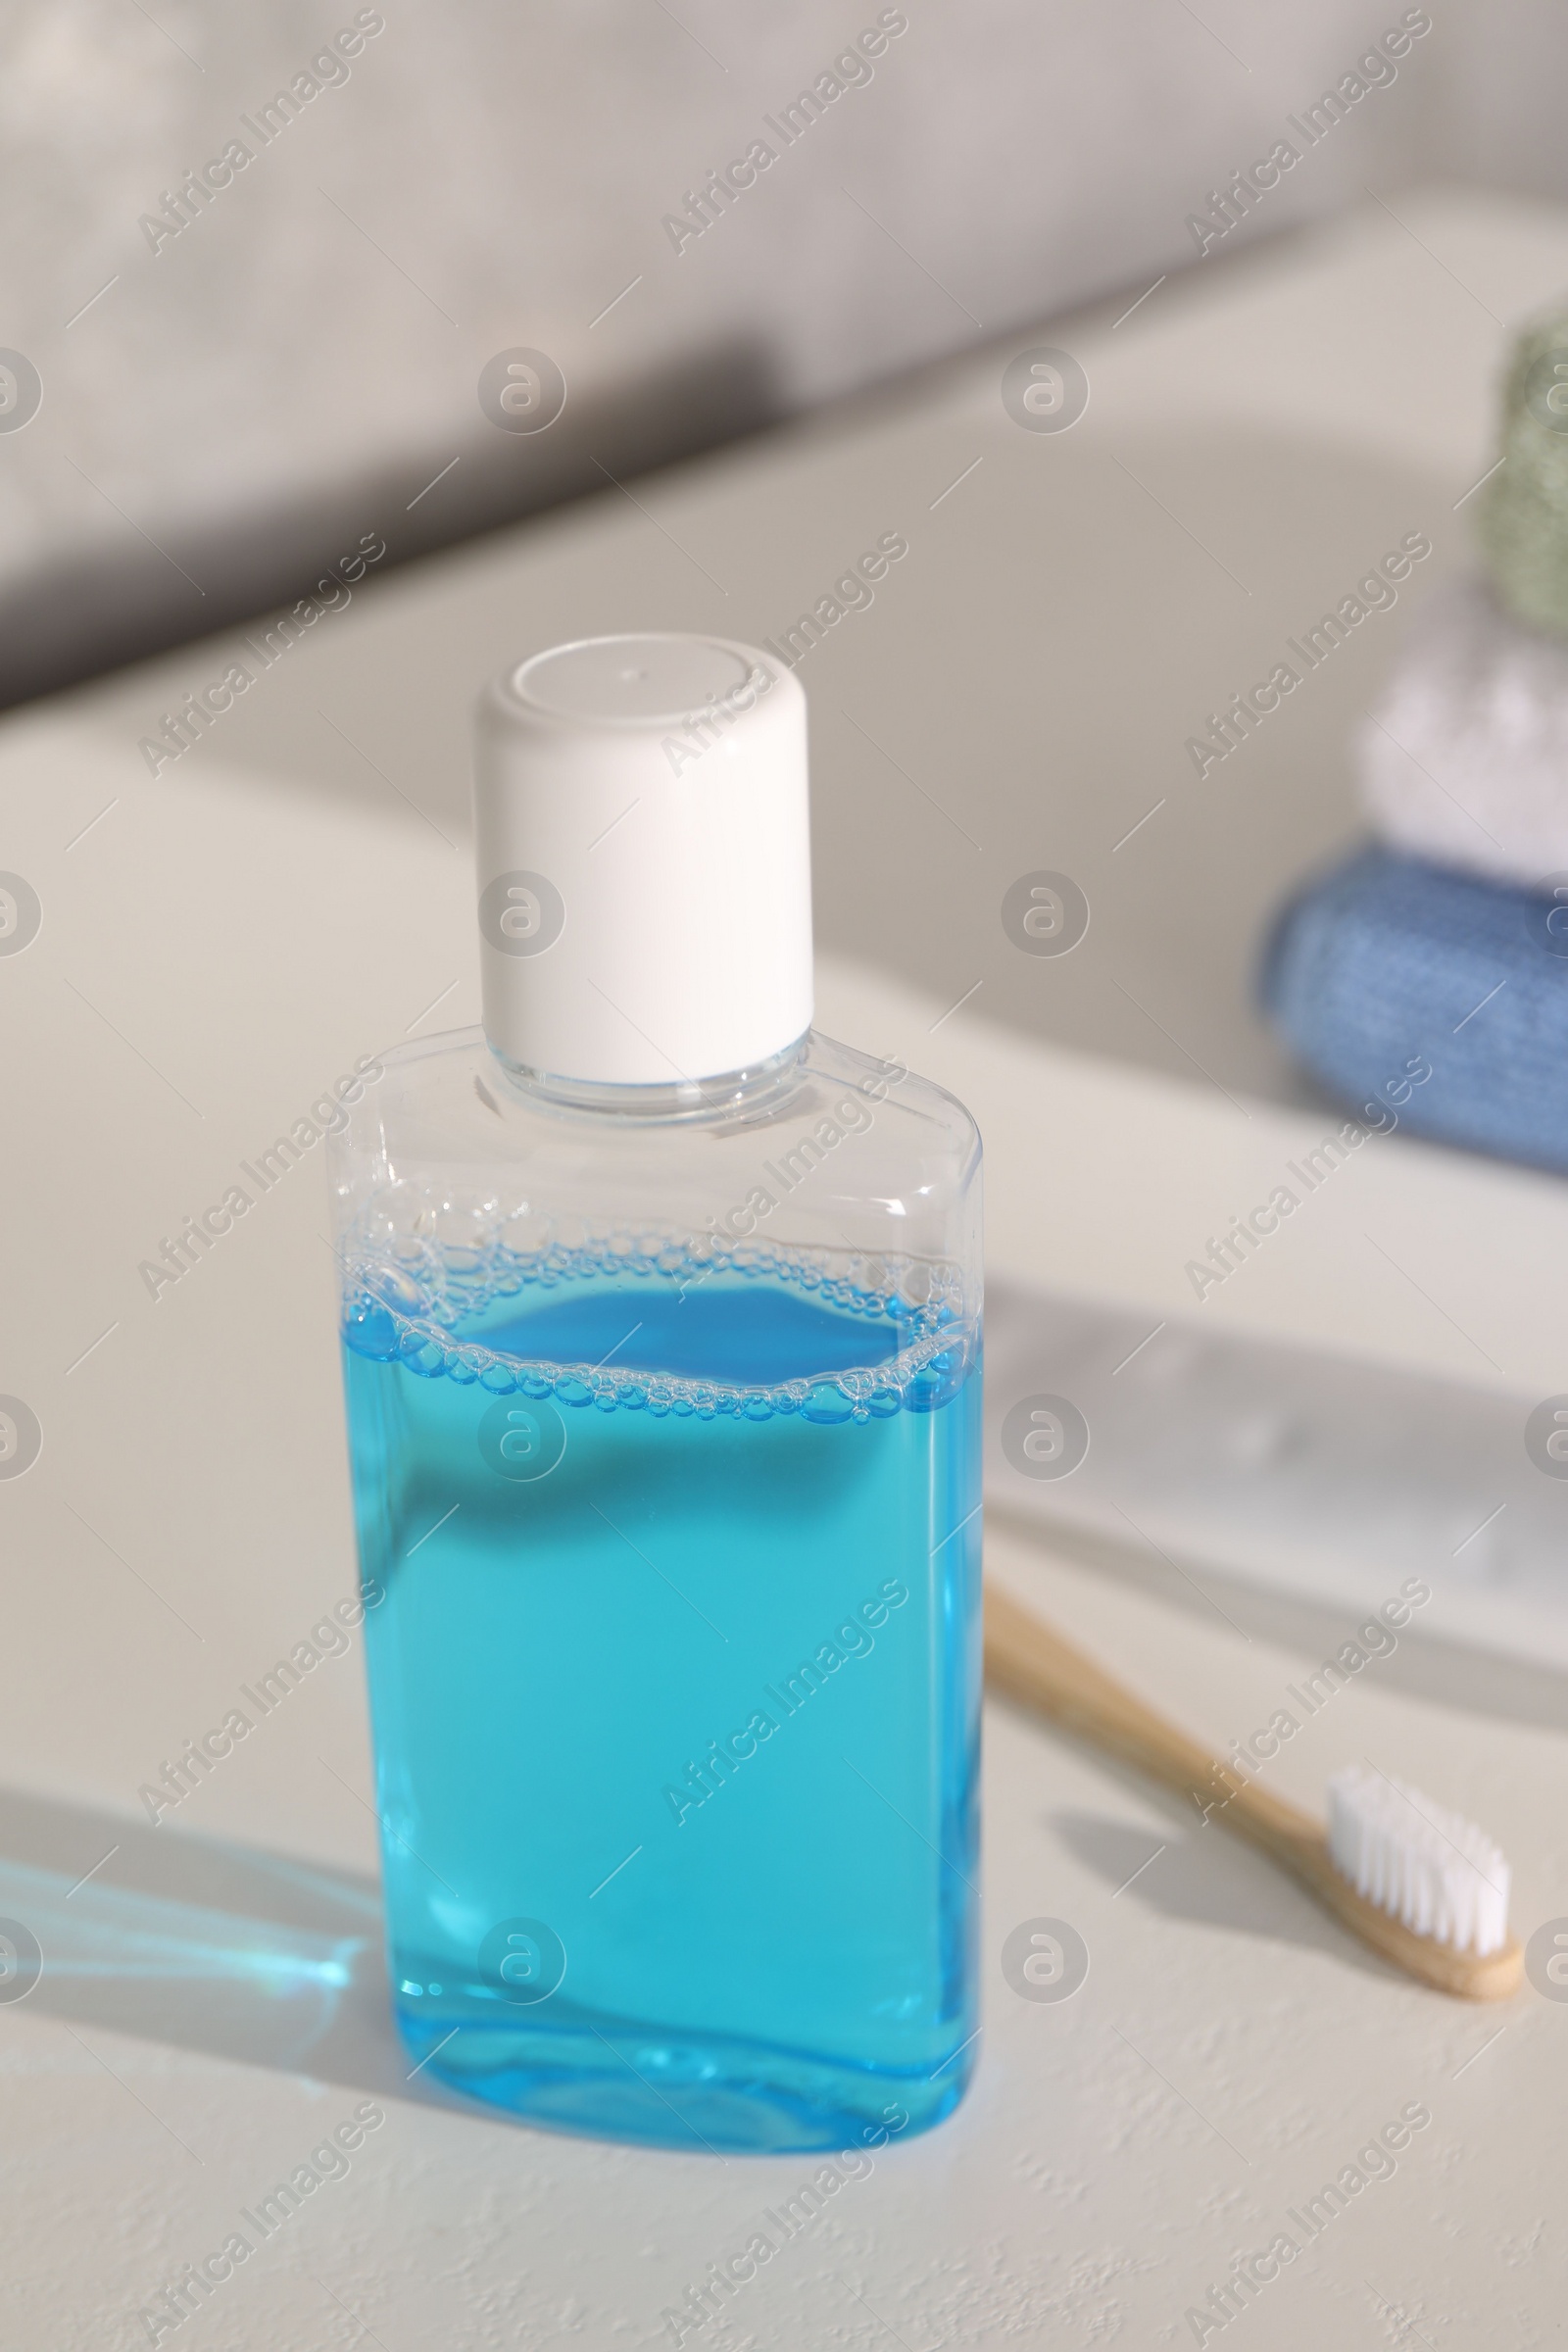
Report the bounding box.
[984,1581,1326,1863]
[983,1579,1524,2001]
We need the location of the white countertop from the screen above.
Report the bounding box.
[4,186,1568,2347]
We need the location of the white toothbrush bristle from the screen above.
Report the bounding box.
[1326,1764,1510,1956]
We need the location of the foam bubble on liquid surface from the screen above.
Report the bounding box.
[339,1218,976,1423]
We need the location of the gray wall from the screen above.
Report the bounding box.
[1,0,1561,703]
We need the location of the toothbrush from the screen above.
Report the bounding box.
[984,1583,1522,2000]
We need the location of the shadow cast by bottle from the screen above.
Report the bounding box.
[0,1784,472,2111]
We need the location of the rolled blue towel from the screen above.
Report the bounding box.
[1261,845,1568,1173]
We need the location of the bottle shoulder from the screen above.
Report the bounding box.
[801,1030,982,1165]
[339,1026,978,1164]
[329,1025,980,1261]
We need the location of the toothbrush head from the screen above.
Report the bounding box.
[1326,1762,1522,1994]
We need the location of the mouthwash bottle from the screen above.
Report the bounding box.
[329,634,982,2152]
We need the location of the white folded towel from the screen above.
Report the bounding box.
[1357,574,1568,889]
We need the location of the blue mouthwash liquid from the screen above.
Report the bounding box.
[340,1243,980,2153]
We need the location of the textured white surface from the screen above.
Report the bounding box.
[3,192,1568,2346]
[1360,573,1568,883]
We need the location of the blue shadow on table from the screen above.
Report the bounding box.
[0,1786,464,2108]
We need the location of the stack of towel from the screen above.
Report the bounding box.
[1264,304,1568,1173]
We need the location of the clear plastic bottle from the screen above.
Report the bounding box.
[328,635,982,2152]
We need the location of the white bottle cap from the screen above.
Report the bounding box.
[474,634,812,1086]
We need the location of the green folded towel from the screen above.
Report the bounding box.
[1479,305,1568,637]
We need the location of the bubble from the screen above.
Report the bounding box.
[337,1233,979,1425]
[342,1299,399,1360]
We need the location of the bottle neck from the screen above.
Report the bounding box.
[488,1032,810,1125]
